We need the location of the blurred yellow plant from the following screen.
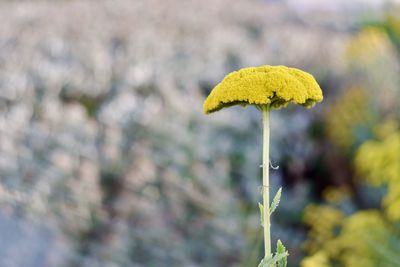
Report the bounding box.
[303,209,397,267]
[322,186,352,204]
[303,128,400,267]
[301,251,331,267]
[203,65,323,114]
[335,211,392,267]
[346,27,393,65]
[326,87,375,150]
[302,204,344,255]
[373,117,399,139]
[355,131,400,221]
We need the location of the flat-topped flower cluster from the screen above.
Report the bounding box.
[203,65,323,114]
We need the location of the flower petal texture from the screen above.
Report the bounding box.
[203,65,323,114]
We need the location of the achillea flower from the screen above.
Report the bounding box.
[203,65,323,114]
[203,65,322,266]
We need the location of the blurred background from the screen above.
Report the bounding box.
[0,0,399,267]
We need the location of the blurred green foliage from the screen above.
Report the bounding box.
[301,16,400,267]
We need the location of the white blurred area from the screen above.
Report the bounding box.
[287,0,400,12]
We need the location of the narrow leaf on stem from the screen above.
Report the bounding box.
[270,187,282,215]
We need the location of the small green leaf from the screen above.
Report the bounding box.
[270,187,282,215]
[276,240,286,253]
[258,251,288,267]
[258,202,264,227]
[276,240,288,267]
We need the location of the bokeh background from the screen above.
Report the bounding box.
[0,1,399,267]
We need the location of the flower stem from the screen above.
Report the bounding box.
[262,104,271,260]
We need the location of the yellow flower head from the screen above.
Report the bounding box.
[203,65,323,114]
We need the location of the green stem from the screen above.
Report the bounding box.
[262,104,271,259]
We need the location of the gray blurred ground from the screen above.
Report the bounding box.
[0,211,67,267]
